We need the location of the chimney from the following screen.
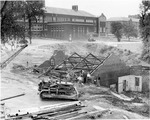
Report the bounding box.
[72,5,78,11]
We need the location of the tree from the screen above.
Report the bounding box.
[24,1,45,44]
[123,22,138,41]
[1,1,25,44]
[1,1,45,45]
[111,22,123,42]
[139,0,150,63]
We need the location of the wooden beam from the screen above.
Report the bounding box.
[88,53,101,62]
[90,54,112,75]
[1,93,25,101]
[8,101,81,119]
[66,110,100,120]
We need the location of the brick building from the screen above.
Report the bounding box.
[17,0,140,39]
[17,3,98,40]
[44,6,98,40]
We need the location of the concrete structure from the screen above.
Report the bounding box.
[118,75,142,93]
[91,54,130,91]
[130,65,150,92]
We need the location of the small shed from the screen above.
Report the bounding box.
[130,65,150,92]
[118,75,142,93]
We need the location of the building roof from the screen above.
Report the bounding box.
[99,13,106,18]
[107,17,139,22]
[45,7,96,18]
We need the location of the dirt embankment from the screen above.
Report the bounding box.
[36,42,142,66]
[1,40,144,68]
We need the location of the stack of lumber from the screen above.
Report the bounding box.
[6,101,111,120]
[7,101,83,120]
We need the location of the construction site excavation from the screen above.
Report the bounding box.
[1,0,150,119]
[0,38,150,120]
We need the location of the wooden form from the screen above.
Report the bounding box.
[39,52,111,78]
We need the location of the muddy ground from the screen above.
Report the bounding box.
[0,38,150,119]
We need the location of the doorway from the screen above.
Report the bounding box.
[123,80,127,91]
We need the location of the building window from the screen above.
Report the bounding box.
[135,77,139,86]
[62,27,64,32]
[65,18,70,21]
[72,18,84,22]
[73,27,75,32]
[100,22,106,27]
[87,27,89,33]
[100,27,102,32]
[45,25,47,30]
[53,17,56,22]
[57,17,70,22]
[57,17,64,22]
[46,16,52,22]
[94,27,96,33]
[86,19,93,23]
[103,28,105,32]
[83,27,85,34]
[78,27,81,33]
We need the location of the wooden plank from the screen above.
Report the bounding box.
[46,111,80,119]
[90,54,112,75]
[0,93,25,101]
[66,110,99,120]
[88,53,101,61]
[36,106,82,118]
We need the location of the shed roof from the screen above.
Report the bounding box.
[45,7,96,17]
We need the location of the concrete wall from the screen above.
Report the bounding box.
[130,67,150,92]
[92,54,130,88]
[118,75,142,93]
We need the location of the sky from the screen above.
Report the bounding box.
[45,0,142,18]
